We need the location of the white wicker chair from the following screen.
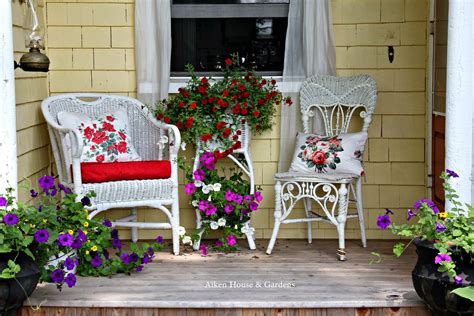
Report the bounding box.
[41,93,182,255]
[266,75,377,260]
[192,121,257,251]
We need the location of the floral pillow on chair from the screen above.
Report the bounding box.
[57,109,141,163]
[289,131,367,176]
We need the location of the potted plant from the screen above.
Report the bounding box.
[0,176,163,314]
[376,169,473,315]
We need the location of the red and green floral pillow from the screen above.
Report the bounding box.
[57,109,141,163]
[289,132,367,176]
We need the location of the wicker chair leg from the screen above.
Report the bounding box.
[355,177,367,248]
[131,208,138,242]
[266,181,283,255]
[337,183,348,261]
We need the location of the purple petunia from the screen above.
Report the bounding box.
[76,229,87,243]
[91,255,102,268]
[81,196,91,206]
[205,205,217,216]
[112,238,122,250]
[130,253,139,263]
[136,265,144,272]
[454,275,463,285]
[198,200,209,211]
[39,175,55,191]
[156,235,164,244]
[435,253,452,264]
[58,233,74,247]
[224,203,235,215]
[432,205,440,214]
[200,244,207,257]
[385,208,394,215]
[51,269,65,283]
[147,246,154,256]
[58,183,72,194]
[120,253,131,264]
[65,273,76,288]
[407,209,416,221]
[227,235,237,246]
[184,183,196,195]
[111,229,119,239]
[102,219,112,227]
[436,222,446,233]
[0,197,7,207]
[446,169,459,178]
[376,214,391,230]
[71,238,83,249]
[30,189,38,198]
[233,194,243,204]
[414,199,435,210]
[64,257,75,270]
[248,201,259,211]
[193,169,205,181]
[254,191,263,202]
[34,229,49,243]
[225,191,235,201]
[104,250,109,260]
[3,213,18,225]
[142,253,152,264]
[48,188,58,197]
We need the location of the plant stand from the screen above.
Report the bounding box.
[192,122,256,250]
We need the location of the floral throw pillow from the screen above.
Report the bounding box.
[57,109,141,163]
[289,131,367,176]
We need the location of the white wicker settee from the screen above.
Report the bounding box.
[41,94,181,255]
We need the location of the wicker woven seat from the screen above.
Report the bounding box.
[42,93,181,255]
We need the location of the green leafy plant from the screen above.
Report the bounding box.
[376,169,474,301]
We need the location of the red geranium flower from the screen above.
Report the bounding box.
[201,99,207,105]
[286,97,293,106]
[236,130,242,135]
[164,117,171,124]
[241,108,248,115]
[225,58,232,66]
[243,91,250,98]
[176,122,183,129]
[232,105,241,115]
[232,135,239,141]
[261,79,267,85]
[201,77,208,85]
[223,128,231,138]
[198,86,207,94]
[179,102,185,108]
[223,90,229,97]
[190,102,197,110]
[185,117,194,129]
[208,97,214,104]
[258,98,265,106]
[84,126,94,140]
[233,141,242,150]
[92,131,109,144]
[231,79,237,85]
[201,133,212,142]
[216,121,226,130]
[271,79,276,85]
[253,111,260,118]
[96,155,105,163]
[212,107,218,113]
[271,90,278,97]
[238,84,245,91]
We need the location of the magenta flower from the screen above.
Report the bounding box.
[249,201,259,211]
[200,152,216,170]
[193,169,205,181]
[200,244,207,257]
[224,203,235,214]
[227,235,237,246]
[0,197,7,207]
[233,194,243,204]
[434,253,452,264]
[215,240,224,247]
[446,169,459,178]
[65,273,76,288]
[58,233,74,247]
[34,229,49,243]
[205,205,217,216]
[38,175,55,191]
[436,222,446,233]
[454,275,463,285]
[3,213,18,225]
[244,195,252,202]
[198,200,209,211]
[254,191,263,202]
[414,199,435,209]
[225,191,234,201]
[184,183,196,195]
[376,214,391,230]
[407,209,416,221]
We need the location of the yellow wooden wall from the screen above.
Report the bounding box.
[13,0,51,203]
[17,0,429,240]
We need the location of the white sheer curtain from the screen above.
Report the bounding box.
[135,0,172,106]
[278,0,336,172]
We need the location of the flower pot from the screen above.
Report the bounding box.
[0,252,41,316]
[412,238,474,315]
[46,250,77,274]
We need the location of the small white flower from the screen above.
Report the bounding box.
[213,183,222,192]
[234,225,238,230]
[191,200,199,207]
[217,218,226,227]
[207,195,212,202]
[194,181,203,187]
[202,185,212,194]
[178,226,186,236]
[180,142,187,151]
[210,221,219,230]
[182,235,192,245]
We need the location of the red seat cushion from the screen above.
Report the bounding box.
[80,161,172,184]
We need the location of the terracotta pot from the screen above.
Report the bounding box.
[412,238,474,315]
[0,252,40,316]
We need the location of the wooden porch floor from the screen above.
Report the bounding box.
[20,240,429,315]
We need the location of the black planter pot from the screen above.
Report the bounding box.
[0,252,40,316]
[412,238,474,316]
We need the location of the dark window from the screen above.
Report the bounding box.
[170,0,289,76]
